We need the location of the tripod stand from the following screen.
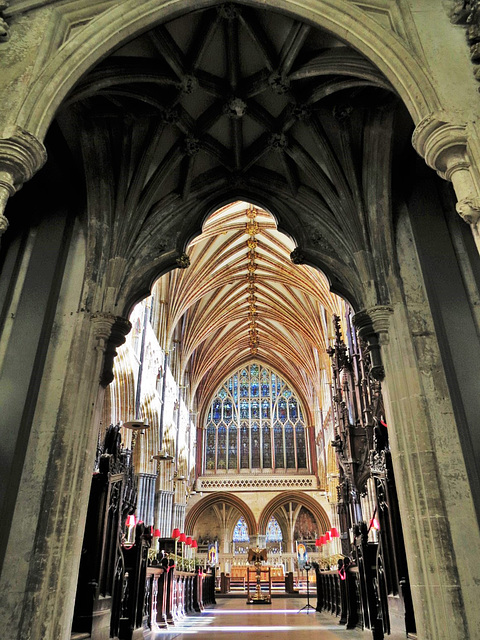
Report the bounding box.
[298,564,315,614]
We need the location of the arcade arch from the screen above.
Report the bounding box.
[259,491,330,537]
[185,492,257,536]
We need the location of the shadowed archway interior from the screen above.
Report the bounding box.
[51,1,412,314]
[6,3,480,640]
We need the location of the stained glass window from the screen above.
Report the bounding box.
[206,424,216,470]
[266,516,283,542]
[288,398,298,421]
[203,363,309,473]
[263,425,272,468]
[274,422,284,468]
[296,424,307,468]
[224,400,232,422]
[285,422,295,468]
[240,424,249,469]
[261,399,270,419]
[240,399,249,419]
[228,425,238,469]
[251,423,260,468]
[217,425,226,469]
[233,516,250,542]
[213,399,221,423]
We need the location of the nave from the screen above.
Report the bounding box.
[147,597,407,640]
[2,2,480,639]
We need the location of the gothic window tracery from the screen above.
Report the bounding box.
[266,516,283,543]
[233,516,250,554]
[233,516,250,541]
[203,363,309,473]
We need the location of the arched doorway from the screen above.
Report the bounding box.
[1,3,480,639]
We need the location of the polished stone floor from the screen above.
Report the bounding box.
[149,596,407,640]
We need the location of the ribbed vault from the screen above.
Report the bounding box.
[50,2,409,315]
[164,201,343,424]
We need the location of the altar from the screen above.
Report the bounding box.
[230,565,285,584]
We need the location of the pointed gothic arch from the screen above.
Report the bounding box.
[184,492,257,536]
[16,0,440,142]
[258,491,330,536]
[1,5,480,640]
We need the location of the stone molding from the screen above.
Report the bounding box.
[412,114,480,252]
[0,126,47,188]
[412,114,469,179]
[196,474,318,491]
[91,312,132,387]
[0,1,8,41]
[352,306,393,380]
[368,305,394,343]
[16,0,440,140]
[0,126,47,236]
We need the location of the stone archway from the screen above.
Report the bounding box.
[13,0,440,142]
[259,491,330,537]
[0,3,480,640]
[185,492,257,536]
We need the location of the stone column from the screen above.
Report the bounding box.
[0,127,46,237]
[357,303,480,639]
[0,309,131,640]
[413,115,480,254]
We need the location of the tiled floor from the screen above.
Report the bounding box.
[148,596,406,639]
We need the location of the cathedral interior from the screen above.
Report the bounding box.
[0,1,480,639]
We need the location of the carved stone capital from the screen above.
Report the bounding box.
[91,313,131,387]
[0,126,47,188]
[0,127,47,235]
[352,307,392,381]
[0,2,8,42]
[456,196,480,225]
[412,114,468,179]
[367,305,393,343]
